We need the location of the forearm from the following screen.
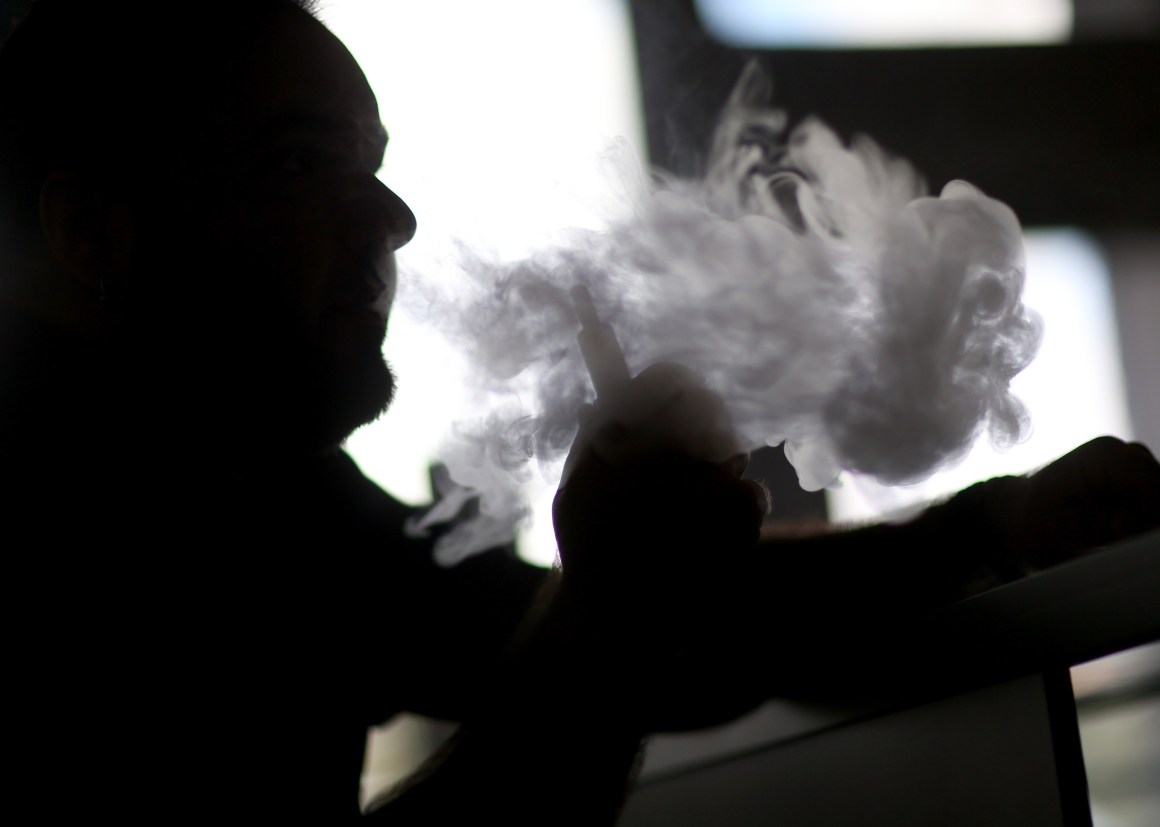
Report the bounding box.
[752,477,1021,613]
[365,712,643,825]
[364,576,646,825]
[779,435,1160,600]
[751,434,1160,628]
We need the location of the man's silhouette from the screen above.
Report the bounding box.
[2,1,1157,824]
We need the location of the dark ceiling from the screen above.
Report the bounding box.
[629,0,1160,230]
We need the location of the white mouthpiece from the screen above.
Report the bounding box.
[571,285,631,399]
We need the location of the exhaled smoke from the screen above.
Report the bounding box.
[404,64,1042,564]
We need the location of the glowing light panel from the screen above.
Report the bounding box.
[695,0,1073,48]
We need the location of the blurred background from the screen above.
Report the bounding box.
[310,1,1160,821]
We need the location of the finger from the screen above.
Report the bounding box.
[724,453,749,478]
[719,454,772,516]
[743,478,772,517]
[576,402,597,428]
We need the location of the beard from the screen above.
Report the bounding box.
[305,340,396,450]
[251,310,397,454]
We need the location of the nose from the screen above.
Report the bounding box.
[380,181,417,252]
[346,177,417,255]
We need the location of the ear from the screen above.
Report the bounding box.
[38,170,135,298]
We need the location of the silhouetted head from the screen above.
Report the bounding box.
[0,0,416,454]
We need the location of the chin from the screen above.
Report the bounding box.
[310,352,396,449]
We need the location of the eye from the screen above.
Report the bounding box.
[265,144,361,179]
[267,146,325,176]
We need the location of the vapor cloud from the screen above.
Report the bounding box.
[404,65,1041,564]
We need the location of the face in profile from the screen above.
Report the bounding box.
[131,7,416,453]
